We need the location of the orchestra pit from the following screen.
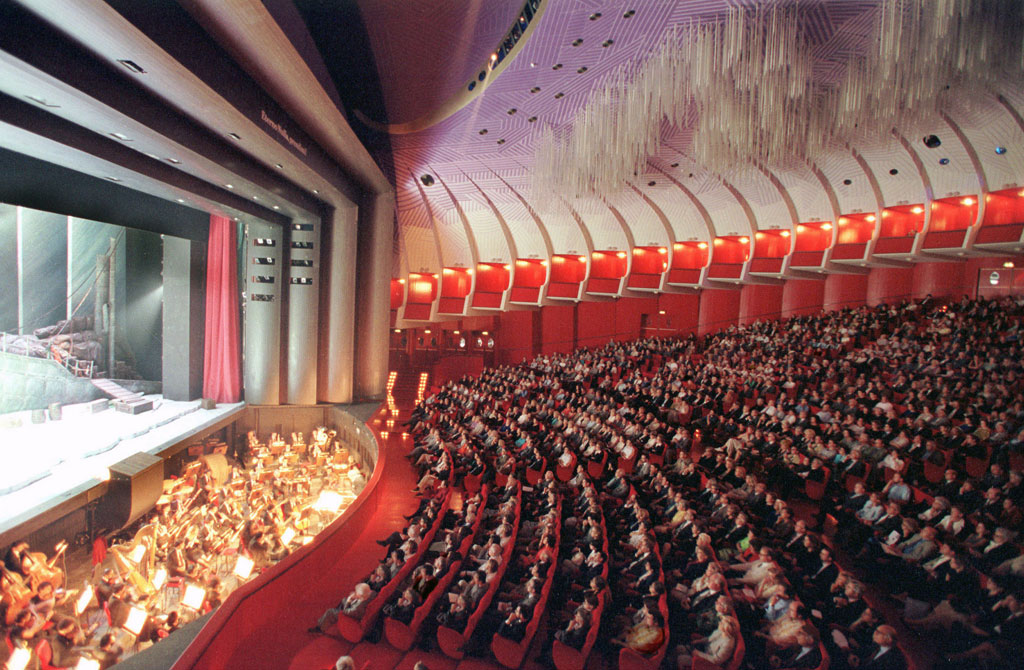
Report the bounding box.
[1,2,1024,670]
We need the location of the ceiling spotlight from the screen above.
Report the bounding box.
[420,174,435,186]
[589,12,602,20]
[923,135,941,148]
[670,162,679,168]
[842,179,852,186]
[105,176,121,182]
[571,38,583,47]
[497,139,506,145]
[109,132,131,141]
[176,198,184,203]
[228,132,241,141]
[226,183,234,189]
[939,157,950,165]
[995,146,1007,155]
[623,9,636,18]
[577,66,588,74]
[507,108,517,115]
[479,129,488,135]
[530,86,541,93]
[166,157,180,164]
[117,59,146,74]
[554,92,565,99]
[552,63,563,70]
[647,181,656,187]
[275,163,284,169]
[528,116,537,123]
[889,168,899,176]
[252,195,258,200]
[313,189,319,194]
[602,40,615,47]
[273,205,280,210]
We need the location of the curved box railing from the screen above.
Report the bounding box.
[171,407,385,670]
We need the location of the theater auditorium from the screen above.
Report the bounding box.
[1,1,1023,669]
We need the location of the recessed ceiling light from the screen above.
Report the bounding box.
[24,95,59,108]
[176,198,185,203]
[552,63,563,70]
[530,62,536,67]
[228,132,241,141]
[528,116,537,123]
[670,162,679,168]
[939,157,950,165]
[577,66,588,74]
[572,38,583,47]
[105,176,121,182]
[554,92,565,99]
[530,86,541,93]
[313,189,319,194]
[109,132,132,141]
[995,146,1007,155]
[497,139,506,145]
[252,195,258,200]
[842,179,852,185]
[273,205,280,210]
[226,184,234,189]
[589,12,602,20]
[923,134,941,148]
[648,181,656,186]
[275,163,284,169]
[166,157,180,164]
[623,9,636,18]
[507,108,517,115]
[420,174,435,186]
[479,128,489,135]
[117,59,146,74]
[602,40,615,47]
[889,168,899,175]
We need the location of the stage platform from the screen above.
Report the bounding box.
[0,395,245,542]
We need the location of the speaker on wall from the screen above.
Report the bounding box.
[95,452,164,531]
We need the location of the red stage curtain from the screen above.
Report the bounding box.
[203,215,242,403]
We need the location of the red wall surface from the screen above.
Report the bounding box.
[781,279,826,319]
[698,288,741,336]
[739,284,783,326]
[823,273,869,311]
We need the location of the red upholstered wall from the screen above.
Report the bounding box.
[739,284,783,326]
[496,310,535,366]
[912,262,968,300]
[781,279,826,318]
[867,267,913,305]
[577,300,615,349]
[697,288,741,336]
[540,303,576,354]
[823,273,869,311]
[657,293,700,335]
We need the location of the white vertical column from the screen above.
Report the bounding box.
[318,206,357,404]
[285,219,320,404]
[243,220,283,405]
[353,192,395,401]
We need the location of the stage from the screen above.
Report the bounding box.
[0,395,245,542]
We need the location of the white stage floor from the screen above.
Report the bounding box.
[0,395,244,534]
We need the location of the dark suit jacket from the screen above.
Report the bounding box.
[777,644,823,669]
[858,645,907,670]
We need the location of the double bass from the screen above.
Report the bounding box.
[1,565,33,625]
[22,540,68,591]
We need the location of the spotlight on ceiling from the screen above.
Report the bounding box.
[420,174,435,187]
[923,135,942,149]
[939,158,950,165]
[995,146,1007,155]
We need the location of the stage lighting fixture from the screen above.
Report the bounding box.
[923,135,942,148]
[420,174,435,187]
